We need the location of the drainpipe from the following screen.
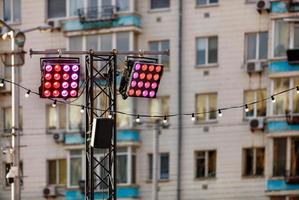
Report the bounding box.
[177,0,183,200]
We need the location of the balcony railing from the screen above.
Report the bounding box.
[77,6,117,23]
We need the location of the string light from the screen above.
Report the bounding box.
[271,96,276,103]
[108,112,113,119]
[25,90,31,98]
[244,104,249,113]
[218,109,222,117]
[0,79,4,87]
[297,86,299,94]
[191,113,196,121]
[163,116,168,124]
[52,100,57,108]
[80,106,85,114]
[135,115,141,123]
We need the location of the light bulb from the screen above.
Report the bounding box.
[163,116,168,124]
[191,113,196,121]
[218,109,222,117]
[135,115,141,123]
[80,106,85,114]
[244,104,249,113]
[25,90,31,98]
[271,96,276,103]
[52,100,57,108]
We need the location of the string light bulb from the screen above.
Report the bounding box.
[218,109,222,117]
[271,96,276,103]
[191,113,196,121]
[25,90,31,98]
[108,112,113,119]
[0,79,4,87]
[135,115,141,123]
[244,104,249,113]
[297,86,299,94]
[80,106,85,114]
[52,100,57,108]
[163,116,168,124]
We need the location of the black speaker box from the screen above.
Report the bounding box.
[90,118,113,149]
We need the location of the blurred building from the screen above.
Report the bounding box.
[0,0,299,200]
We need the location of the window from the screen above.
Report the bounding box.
[196,0,218,6]
[3,0,21,22]
[273,20,289,57]
[2,107,22,133]
[47,0,66,18]
[117,147,136,184]
[149,40,170,69]
[243,147,265,176]
[291,138,299,176]
[196,36,218,66]
[69,0,84,17]
[271,78,299,115]
[245,32,268,62]
[244,89,267,118]
[46,104,66,130]
[68,150,83,187]
[273,138,287,177]
[148,153,170,180]
[117,98,132,128]
[149,96,170,118]
[48,159,67,185]
[150,0,170,9]
[196,93,217,122]
[195,150,216,178]
[117,0,130,12]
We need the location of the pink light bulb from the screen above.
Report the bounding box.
[71,82,78,89]
[63,65,70,72]
[142,90,148,97]
[71,73,78,80]
[62,82,69,89]
[138,81,144,88]
[131,80,137,87]
[72,65,79,72]
[145,82,150,89]
[133,72,139,79]
[70,90,77,97]
[149,91,156,97]
[61,90,68,97]
[134,64,141,70]
[45,65,53,72]
[151,82,157,89]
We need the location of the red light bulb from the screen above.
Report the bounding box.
[53,82,60,89]
[63,73,70,80]
[53,90,60,97]
[44,82,51,89]
[142,64,148,71]
[155,65,162,73]
[140,73,145,80]
[45,73,52,81]
[149,65,155,72]
[54,73,61,80]
[153,74,160,81]
[136,90,141,96]
[146,74,152,80]
[70,90,77,97]
[44,90,51,97]
[128,89,135,96]
[54,65,61,72]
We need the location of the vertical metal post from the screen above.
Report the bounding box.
[11,31,21,200]
[153,120,160,200]
[89,53,94,200]
[113,52,117,200]
[85,55,90,200]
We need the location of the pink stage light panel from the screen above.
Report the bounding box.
[127,62,164,98]
[41,59,80,99]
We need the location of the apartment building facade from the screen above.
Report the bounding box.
[1,0,299,200]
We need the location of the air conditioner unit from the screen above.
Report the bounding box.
[246,61,266,74]
[43,185,57,198]
[47,20,61,30]
[249,118,265,132]
[53,133,64,143]
[256,0,270,13]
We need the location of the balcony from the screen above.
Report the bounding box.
[62,6,141,32]
[267,179,299,191]
[269,60,299,75]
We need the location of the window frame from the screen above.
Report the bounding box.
[194,150,217,179]
[242,147,265,177]
[196,0,219,7]
[117,146,136,185]
[196,36,218,67]
[67,149,85,188]
[149,96,170,119]
[148,40,170,70]
[2,106,22,134]
[148,152,170,181]
[243,89,267,119]
[149,0,170,11]
[2,0,21,23]
[272,20,291,59]
[244,31,268,62]
[47,159,67,186]
[195,93,218,123]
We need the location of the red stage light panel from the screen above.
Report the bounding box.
[40,58,80,99]
[127,62,164,98]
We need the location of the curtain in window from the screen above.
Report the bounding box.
[69,97,83,130]
[209,94,217,120]
[247,33,257,60]
[117,98,131,128]
[4,107,12,132]
[117,154,127,183]
[117,0,129,11]
[257,90,266,116]
[273,138,287,176]
[161,41,170,68]
[196,152,205,177]
[256,148,265,175]
[291,138,299,176]
[273,78,289,115]
[48,0,66,18]
[274,20,289,57]
[196,95,206,121]
[4,0,11,21]
[208,37,218,64]
[244,91,254,117]
[208,151,216,177]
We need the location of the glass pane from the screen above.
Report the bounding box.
[69,0,83,17]
[117,0,129,11]
[209,94,217,120]
[196,95,206,121]
[256,148,265,176]
[148,154,153,180]
[86,35,98,51]
[4,107,12,132]
[117,98,131,128]
[100,34,113,50]
[257,90,267,117]
[291,138,299,176]
[247,33,257,60]
[197,38,206,65]
[87,0,98,18]
[116,32,130,51]
[208,151,216,177]
[274,20,289,57]
[4,0,11,21]
[294,78,299,113]
[59,159,67,185]
[197,0,207,6]
[70,157,82,186]
[196,152,205,178]
[161,41,170,68]
[208,37,218,64]
[273,138,287,176]
[59,105,66,129]
[149,41,159,60]
[244,149,254,176]
[132,155,136,183]
[160,153,169,179]
[48,160,57,184]
[70,149,82,156]
[273,78,289,115]
[259,32,268,59]
[48,0,66,18]
[13,0,21,22]
[48,106,57,129]
[244,91,254,117]
[150,0,170,9]
[69,36,83,51]
[69,98,83,130]
[117,155,127,183]
[209,0,218,3]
